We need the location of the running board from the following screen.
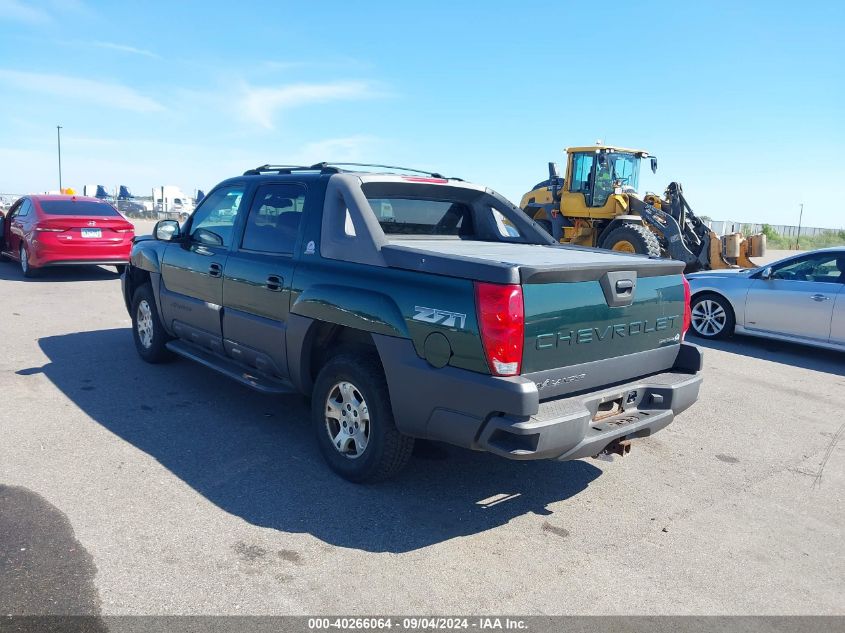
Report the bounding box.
[165,340,296,395]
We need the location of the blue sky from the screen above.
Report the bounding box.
[0,0,842,228]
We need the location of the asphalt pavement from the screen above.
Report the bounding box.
[0,259,843,616]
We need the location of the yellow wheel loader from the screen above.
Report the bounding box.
[519,145,766,272]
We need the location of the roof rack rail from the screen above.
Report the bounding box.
[309,162,448,179]
[243,164,316,175]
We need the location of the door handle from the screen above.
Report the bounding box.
[266,275,283,292]
[208,262,223,278]
[811,294,830,302]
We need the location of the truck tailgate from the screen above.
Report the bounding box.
[382,238,687,381]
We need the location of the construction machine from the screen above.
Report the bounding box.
[519,145,765,272]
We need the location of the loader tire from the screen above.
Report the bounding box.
[600,223,662,258]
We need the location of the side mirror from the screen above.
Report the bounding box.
[650,157,658,173]
[548,162,560,179]
[760,266,773,280]
[154,219,180,241]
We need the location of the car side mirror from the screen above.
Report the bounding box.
[154,219,181,241]
[760,266,773,280]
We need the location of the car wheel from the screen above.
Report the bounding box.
[690,293,735,340]
[115,264,126,275]
[20,244,37,278]
[311,353,414,483]
[131,283,174,363]
[599,223,662,257]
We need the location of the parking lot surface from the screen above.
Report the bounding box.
[1,259,843,616]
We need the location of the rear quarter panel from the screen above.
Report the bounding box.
[290,258,488,374]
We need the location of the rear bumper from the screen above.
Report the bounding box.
[373,335,702,461]
[28,236,132,267]
[478,370,700,460]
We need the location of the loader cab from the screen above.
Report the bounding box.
[564,147,647,216]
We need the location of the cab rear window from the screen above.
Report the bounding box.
[40,200,120,216]
[367,197,473,236]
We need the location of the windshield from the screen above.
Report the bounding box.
[607,153,640,190]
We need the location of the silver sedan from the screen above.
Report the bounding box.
[686,247,845,351]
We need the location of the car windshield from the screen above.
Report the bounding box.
[40,200,120,216]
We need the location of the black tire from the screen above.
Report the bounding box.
[599,223,662,257]
[131,283,174,363]
[20,244,37,278]
[689,292,735,340]
[115,264,127,275]
[311,353,414,483]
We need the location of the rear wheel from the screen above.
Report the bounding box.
[20,244,37,278]
[131,283,174,363]
[311,353,414,483]
[690,293,735,339]
[600,223,662,257]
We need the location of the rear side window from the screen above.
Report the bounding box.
[241,184,306,254]
[39,200,119,216]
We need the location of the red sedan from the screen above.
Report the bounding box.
[0,195,134,277]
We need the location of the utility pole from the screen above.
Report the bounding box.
[56,125,63,192]
[795,203,803,250]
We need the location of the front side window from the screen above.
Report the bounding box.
[771,254,845,283]
[241,184,306,254]
[7,199,24,219]
[189,186,244,248]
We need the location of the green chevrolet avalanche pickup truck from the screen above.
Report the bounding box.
[122,163,702,482]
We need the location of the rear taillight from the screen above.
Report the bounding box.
[682,275,691,340]
[474,282,524,377]
[34,226,63,232]
[115,229,134,233]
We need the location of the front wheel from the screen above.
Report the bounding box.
[600,223,662,257]
[689,293,735,339]
[131,283,174,363]
[311,354,414,483]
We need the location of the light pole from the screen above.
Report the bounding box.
[795,203,803,250]
[56,125,63,192]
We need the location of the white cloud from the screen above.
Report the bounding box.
[89,40,160,59]
[0,0,51,23]
[239,81,380,129]
[0,69,165,113]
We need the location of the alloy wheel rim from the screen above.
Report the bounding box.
[691,299,727,336]
[19,246,27,273]
[136,300,154,349]
[324,381,370,459]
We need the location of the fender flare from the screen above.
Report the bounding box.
[291,284,409,339]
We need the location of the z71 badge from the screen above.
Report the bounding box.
[413,306,466,329]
